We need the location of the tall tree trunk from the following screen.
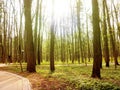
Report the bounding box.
[38,0,42,65]
[18,0,23,62]
[24,0,36,72]
[50,0,55,72]
[60,29,64,62]
[86,14,91,62]
[34,0,40,64]
[76,0,84,63]
[112,1,120,40]
[71,27,74,63]
[50,24,55,72]
[111,3,119,66]
[91,0,102,78]
[0,3,2,62]
[0,23,2,62]
[105,0,119,68]
[102,0,110,67]
[3,11,6,63]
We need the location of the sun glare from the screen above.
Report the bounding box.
[54,0,71,19]
[43,0,92,23]
[82,0,91,10]
[43,0,75,22]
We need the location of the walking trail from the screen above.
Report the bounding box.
[0,71,31,90]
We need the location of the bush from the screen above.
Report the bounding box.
[70,80,120,90]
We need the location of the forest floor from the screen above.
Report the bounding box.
[0,64,74,90]
[0,71,31,90]
[0,63,120,90]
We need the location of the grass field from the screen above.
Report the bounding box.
[0,62,120,90]
[36,63,120,90]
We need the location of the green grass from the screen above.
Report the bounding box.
[3,62,120,90]
[37,64,120,90]
[41,58,94,65]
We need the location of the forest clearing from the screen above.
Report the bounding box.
[0,0,120,89]
[0,62,120,90]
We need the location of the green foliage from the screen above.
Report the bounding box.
[4,63,120,90]
[69,81,120,90]
[37,64,120,90]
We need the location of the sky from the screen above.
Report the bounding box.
[2,0,120,38]
[0,0,92,38]
[42,0,92,23]
[2,0,92,26]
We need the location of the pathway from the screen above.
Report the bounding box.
[0,71,31,90]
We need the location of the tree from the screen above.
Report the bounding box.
[60,27,65,62]
[3,4,7,63]
[38,0,43,65]
[112,1,120,39]
[91,0,102,78]
[86,13,91,62]
[24,0,36,72]
[50,0,55,72]
[102,0,110,67]
[50,24,55,72]
[104,0,119,68]
[34,0,40,64]
[0,1,3,62]
[76,0,84,63]
[18,0,24,71]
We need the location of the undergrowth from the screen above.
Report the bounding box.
[1,62,120,90]
[37,64,120,90]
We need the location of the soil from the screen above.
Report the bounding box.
[0,66,71,90]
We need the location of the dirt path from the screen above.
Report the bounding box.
[0,64,73,90]
[0,71,31,90]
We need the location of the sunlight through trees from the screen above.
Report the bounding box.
[0,0,120,77]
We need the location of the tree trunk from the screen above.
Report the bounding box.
[3,11,6,63]
[105,0,119,68]
[34,0,40,64]
[102,0,110,67]
[38,0,42,65]
[76,0,84,63]
[24,0,36,72]
[86,14,91,62]
[112,1,120,40]
[50,24,55,72]
[0,25,2,62]
[91,0,102,78]
[49,0,55,72]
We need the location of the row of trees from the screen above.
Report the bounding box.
[0,0,120,78]
[92,0,120,78]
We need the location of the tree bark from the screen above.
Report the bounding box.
[102,0,110,67]
[105,0,119,68]
[76,0,84,63]
[50,24,55,72]
[38,0,42,65]
[24,0,36,72]
[91,0,102,78]
[50,0,55,72]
